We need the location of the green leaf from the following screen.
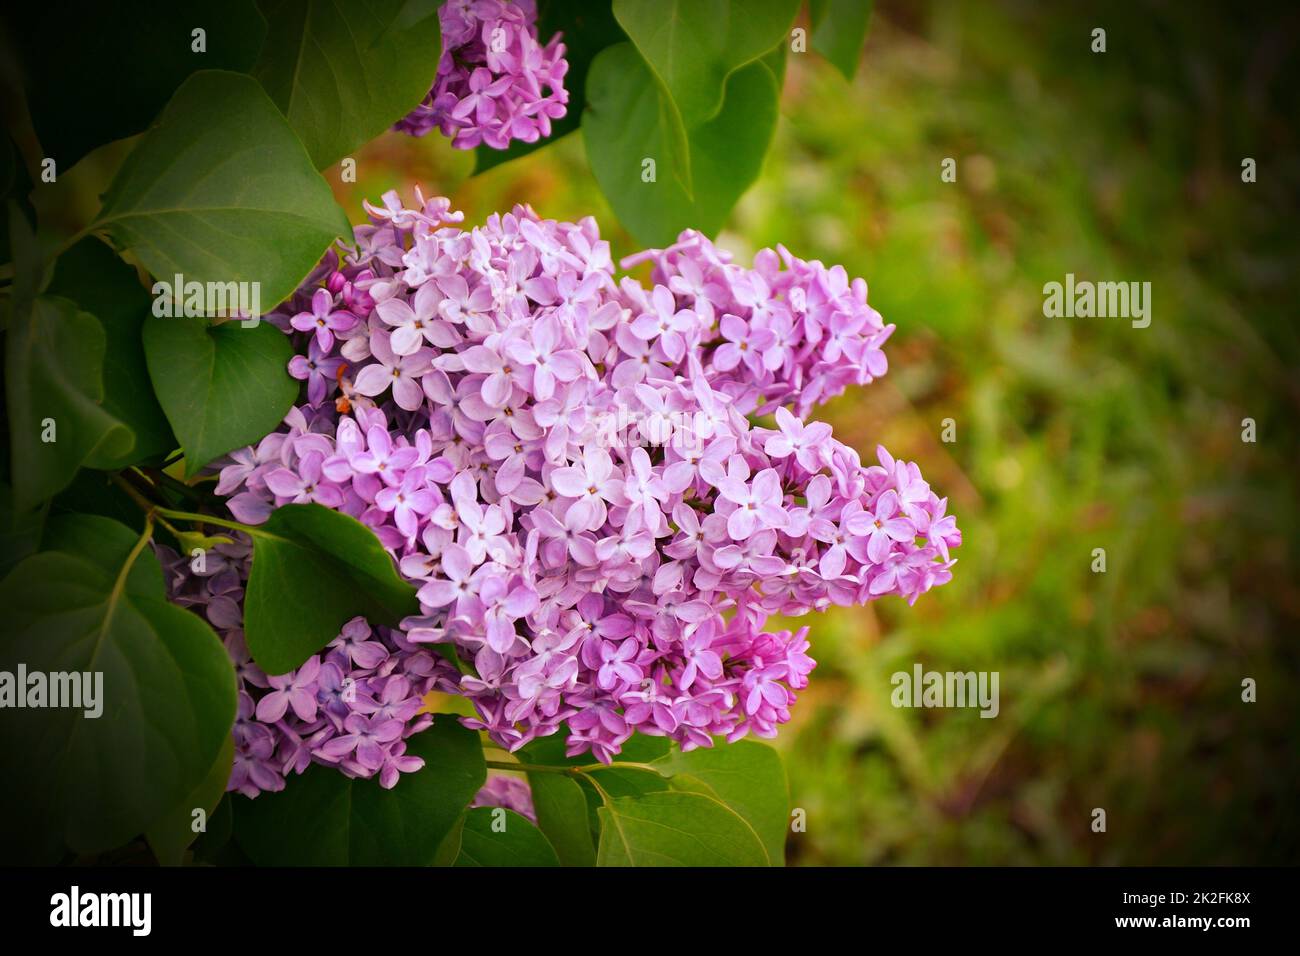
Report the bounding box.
[146,734,235,866]
[526,771,596,866]
[654,738,789,864]
[92,70,351,313]
[9,2,266,171]
[142,314,297,476]
[596,790,768,866]
[584,43,779,246]
[5,291,133,511]
[473,0,626,174]
[0,514,237,862]
[454,808,560,866]
[254,0,443,169]
[519,731,670,864]
[234,717,485,865]
[809,0,874,81]
[612,0,797,127]
[585,764,671,798]
[241,503,420,675]
[5,204,132,510]
[47,238,176,468]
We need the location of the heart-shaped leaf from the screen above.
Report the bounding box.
[0,515,237,862]
[240,503,421,675]
[143,313,298,476]
[93,70,350,312]
[234,717,485,865]
[584,43,779,246]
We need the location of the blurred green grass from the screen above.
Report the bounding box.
[335,0,1299,865]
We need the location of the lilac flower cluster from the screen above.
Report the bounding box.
[189,188,959,791]
[471,773,537,822]
[157,536,464,794]
[394,0,568,149]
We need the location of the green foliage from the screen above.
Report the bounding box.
[93,70,350,312]
[612,0,798,127]
[741,0,1299,866]
[469,0,865,243]
[654,739,789,864]
[142,316,297,476]
[241,504,422,675]
[234,717,485,865]
[255,0,443,168]
[808,0,874,80]
[333,1,1300,868]
[146,735,235,866]
[596,790,768,866]
[0,515,236,862]
[0,0,878,868]
[47,238,176,468]
[5,292,132,511]
[515,733,788,866]
[584,44,779,246]
[526,771,597,866]
[454,808,560,866]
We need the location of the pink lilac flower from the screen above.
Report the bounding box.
[471,772,537,823]
[180,189,961,798]
[394,0,569,151]
[156,540,458,796]
[290,287,357,352]
[288,339,345,407]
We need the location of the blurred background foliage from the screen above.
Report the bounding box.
[32,0,1299,865]
[302,0,1300,865]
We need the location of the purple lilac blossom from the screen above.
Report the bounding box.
[470,772,537,822]
[394,0,569,150]
[156,538,462,795]
[175,188,960,796]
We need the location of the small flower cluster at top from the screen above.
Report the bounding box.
[188,187,960,795]
[394,0,568,149]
